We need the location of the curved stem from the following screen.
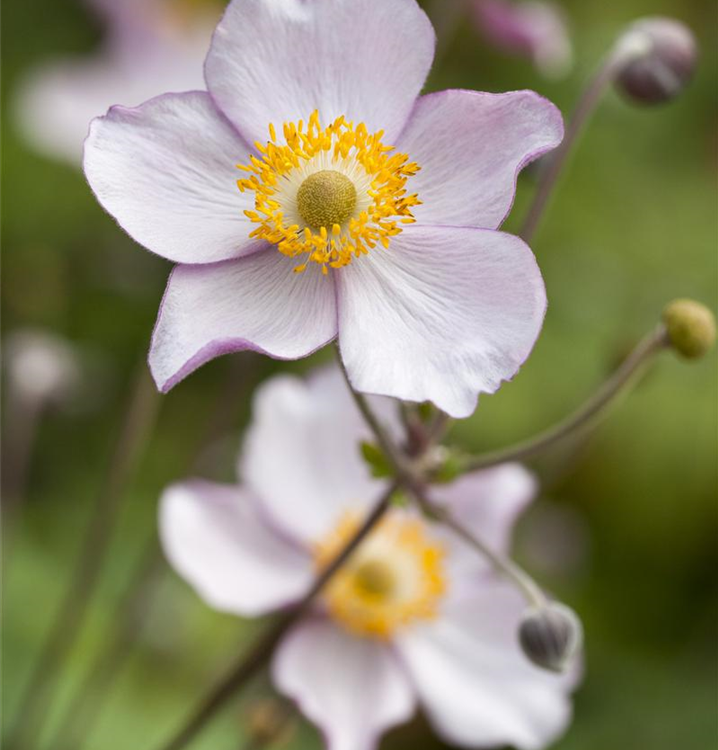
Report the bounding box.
[520,53,623,243]
[417,494,546,608]
[5,364,161,750]
[152,481,398,750]
[463,325,669,473]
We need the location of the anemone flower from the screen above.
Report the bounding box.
[84,0,564,418]
[15,0,218,165]
[472,0,573,79]
[160,366,578,750]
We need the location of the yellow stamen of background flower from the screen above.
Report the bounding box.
[237,111,421,275]
[313,513,446,640]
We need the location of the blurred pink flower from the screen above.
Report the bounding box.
[472,0,573,78]
[84,0,563,418]
[14,0,219,165]
[160,367,578,750]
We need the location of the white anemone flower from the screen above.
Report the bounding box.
[160,367,579,750]
[83,0,565,418]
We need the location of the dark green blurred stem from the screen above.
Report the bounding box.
[520,51,626,243]
[1,395,45,560]
[5,364,161,750]
[152,481,398,750]
[463,325,670,473]
[51,355,259,750]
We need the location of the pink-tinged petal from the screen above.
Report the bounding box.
[396,90,563,230]
[337,225,546,419]
[272,619,416,750]
[149,251,338,392]
[240,367,398,546]
[204,0,435,146]
[473,0,573,79]
[83,91,263,264]
[397,580,578,750]
[432,464,538,580]
[159,480,313,616]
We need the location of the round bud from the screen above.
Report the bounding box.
[518,602,583,673]
[614,17,697,105]
[662,299,716,359]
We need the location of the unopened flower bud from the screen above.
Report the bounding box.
[662,299,716,359]
[518,602,583,673]
[614,17,697,105]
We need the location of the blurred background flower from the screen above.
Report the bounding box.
[2,0,716,749]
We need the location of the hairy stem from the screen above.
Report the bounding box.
[462,325,669,473]
[521,50,628,243]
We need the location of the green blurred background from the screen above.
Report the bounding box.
[2,0,717,749]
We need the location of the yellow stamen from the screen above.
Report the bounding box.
[313,512,446,640]
[236,111,421,274]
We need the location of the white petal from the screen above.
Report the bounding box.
[204,0,435,145]
[84,91,262,264]
[272,619,416,750]
[397,581,577,749]
[337,225,546,419]
[159,480,313,616]
[432,464,538,579]
[149,251,337,392]
[396,89,563,229]
[240,366,399,545]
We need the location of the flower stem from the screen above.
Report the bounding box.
[520,47,630,243]
[462,325,669,473]
[417,494,547,608]
[341,384,548,607]
[151,481,399,750]
[5,364,161,750]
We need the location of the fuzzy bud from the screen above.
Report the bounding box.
[518,602,583,673]
[662,299,716,360]
[614,17,697,105]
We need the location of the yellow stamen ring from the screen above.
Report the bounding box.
[314,513,446,640]
[237,111,421,275]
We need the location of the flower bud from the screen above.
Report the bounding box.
[662,299,716,360]
[518,602,583,673]
[614,17,697,105]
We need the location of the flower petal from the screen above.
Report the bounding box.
[240,367,398,545]
[84,91,263,264]
[204,0,435,145]
[149,251,337,392]
[159,480,313,616]
[272,618,416,750]
[396,580,577,750]
[396,89,563,229]
[432,464,538,580]
[337,225,546,418]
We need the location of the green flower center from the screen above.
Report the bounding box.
[297,170,357,231]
